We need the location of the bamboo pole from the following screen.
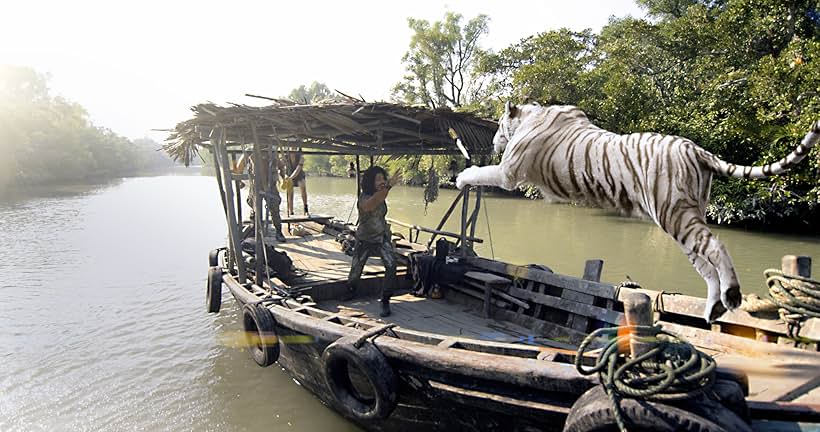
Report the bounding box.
[468,186,482,242]
[251,123,266,287]
[267,137,283,235]
[215,128,247,282]
[427,189,464,248]
[387,218,483,244]
[355,155,361,198]
[460,187,470,257]
[211,146,231,268]
[229,152,242,224]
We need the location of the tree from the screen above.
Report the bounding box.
[284,82,344,175]
[473,0,820,231]
[392,12,490,110]
[288,81,337,104]
[478,29,597,115]
[0,65,177,194]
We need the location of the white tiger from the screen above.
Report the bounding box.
[456,102,820,322]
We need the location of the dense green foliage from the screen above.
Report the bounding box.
[0,65,176,195]
[391,12,491,110]
[8,1,818,232]
[479,1,820,231]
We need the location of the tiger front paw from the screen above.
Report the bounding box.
[455,166,479,190]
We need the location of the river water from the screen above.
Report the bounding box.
[1,175,817,431]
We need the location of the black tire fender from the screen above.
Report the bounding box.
[208,248,222,267]
[322,336,398,420]
[242,304,280,367]
[206,266,223,313]
[563,385,752,432]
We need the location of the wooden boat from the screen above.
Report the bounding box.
[167,99,820,431]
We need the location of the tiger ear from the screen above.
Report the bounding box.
[505,100,518,118]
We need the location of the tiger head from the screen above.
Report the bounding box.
[493,101,526,154]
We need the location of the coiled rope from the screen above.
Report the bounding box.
[575,325,716,432]
[742,269,820,338]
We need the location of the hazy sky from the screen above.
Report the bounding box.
[1,0,644,141]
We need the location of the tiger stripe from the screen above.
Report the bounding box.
[468,102,819,323]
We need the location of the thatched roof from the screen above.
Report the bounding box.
[163,97,498,166]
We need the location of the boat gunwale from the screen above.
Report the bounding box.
[222,272,600,396]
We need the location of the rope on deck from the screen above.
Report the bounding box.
[742,269,820,338]
[575,325,716,432]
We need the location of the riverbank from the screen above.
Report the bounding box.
[0,166,196,200]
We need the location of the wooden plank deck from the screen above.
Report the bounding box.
[270,228,399,288]
[319,293,541,345]
[270,227,820,405]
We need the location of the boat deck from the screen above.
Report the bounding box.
[274,224,546,346]
[271,223,820,405]
[272,221,420,288]
[318,294,556,346]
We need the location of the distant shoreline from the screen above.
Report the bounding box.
[0,166,196,200]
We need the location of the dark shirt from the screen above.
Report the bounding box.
[285,150,305,182]
[356,193,389,243]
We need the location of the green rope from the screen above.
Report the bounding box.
[763,269,820,339]
[575,325,716,432]
[764,269,820,318]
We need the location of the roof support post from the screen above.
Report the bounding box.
[267,135,284,237]
[251,123,267,287]
[469,186,482,242]
[427,189,463,248]
[355,156,361,198]
[214,127,247,283]
[229,152,242,224]
[460,186,470,257]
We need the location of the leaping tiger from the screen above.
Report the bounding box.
[456,102,819,322]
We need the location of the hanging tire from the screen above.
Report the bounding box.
[206,266,223,313]
[322,336,398,420]
[242,304,280,367]
[563,386,752,432]
[209,248,223,267]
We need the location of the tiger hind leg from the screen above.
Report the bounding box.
[670,217,741,322]
[705,234,743,312]
[683,250,726,322]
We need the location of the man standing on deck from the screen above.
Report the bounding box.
[284,148,309,216]
[244,150,286,242]
[346,166,401,317]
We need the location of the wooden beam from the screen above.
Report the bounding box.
[468,186,482,244]
[211,148,231,266]
[460,186,470,256]
[464,257,617,300]
[428,189,464,247]
[507,286,624,324]
[387,218,483,244]
[251,123,266,286]
[215,128,247,282]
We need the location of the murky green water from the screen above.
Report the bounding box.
[0,175,817,431]
[311,176,819,298]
